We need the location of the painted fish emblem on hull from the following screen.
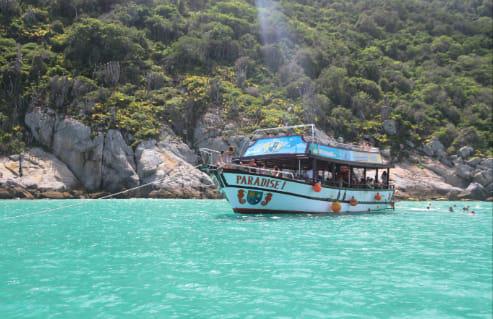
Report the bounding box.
[237,190,273,206]
[247,190,263,205]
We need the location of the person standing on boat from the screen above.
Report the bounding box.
[304,168,313,180]
[224,146,234,164]
[273,166,282,178]
[381,171,388,187]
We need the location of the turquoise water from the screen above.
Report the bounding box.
[0,200,491,318]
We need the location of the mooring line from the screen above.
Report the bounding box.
[0,178,166,221]
[1,164,205,221]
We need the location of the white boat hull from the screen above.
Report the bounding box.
[213,170,395,214]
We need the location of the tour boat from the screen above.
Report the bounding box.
[200,124,395,214]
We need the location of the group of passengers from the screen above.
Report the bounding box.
[216,147,390,189]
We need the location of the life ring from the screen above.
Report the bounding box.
[349,196,358,206]
[374,192,382,201]
[312,182,322,192]
[331,201,341,213]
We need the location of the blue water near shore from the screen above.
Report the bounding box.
[0,200,491,318]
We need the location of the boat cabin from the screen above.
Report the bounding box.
[201,124,394,190]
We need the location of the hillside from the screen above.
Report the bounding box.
[0,0,492,158]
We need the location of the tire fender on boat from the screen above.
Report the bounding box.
[312,182,322,192]
[349,196,358,206]
[331,201,341,213]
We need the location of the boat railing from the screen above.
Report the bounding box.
[222,163,295,180]
[199,148,222,167]
[223,163,394,190]
[322,179,394,190]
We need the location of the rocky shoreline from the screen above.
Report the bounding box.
[0,107,491,201]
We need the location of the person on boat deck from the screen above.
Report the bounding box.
[272,166,282,178]
[224,146,234,163]
[381,171,388,186]
[257,162,266,173]
[303,169,313,180]
[218,150,225,166]
[242,159,257,173]
[359,177,366,185]
[336,166,349,186]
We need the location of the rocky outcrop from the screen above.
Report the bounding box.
[0,147,80,198]
[383,119,397,135]
[135,139,219,198]
[158,129,199,164]
[15,107,492,201]
[25,108,56,147]
[422,161,467,188]
[52,117,104,191]
[392,159,463,200]
[25,108,104,191]
[193,110,249,155]
[101,129,139,192]
[458,146,474,159]
[459,182,487,200]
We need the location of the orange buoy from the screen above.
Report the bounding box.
[349,196,358,206]
[331,201,341,213]
[312,182,322,192]
[375,192,382,201]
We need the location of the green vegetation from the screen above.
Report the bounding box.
[0,0,492,155]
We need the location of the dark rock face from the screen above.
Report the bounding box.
[135,139,219,199]
[383,119,397,135]
[25,108,56,147]
[101,130,139,192]
[458,146,474,159]
[52,118,104,191]
[459,182,487,200]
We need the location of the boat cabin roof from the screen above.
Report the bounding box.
[239,134,393,169]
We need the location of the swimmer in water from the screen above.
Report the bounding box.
[469,211,475,215]
[449,206,454,212]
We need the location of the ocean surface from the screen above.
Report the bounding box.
[0,200,491,319]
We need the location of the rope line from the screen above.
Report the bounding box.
[1,177,167,221]
[0,165,201,221]
[1,164,204,221]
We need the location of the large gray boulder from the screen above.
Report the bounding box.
[0,147,79,192]
[135,139,218,198]
[424,162,468,188]
[478,158,493,170]
[421,138,447,160]
[193,112,226,150]
[25,108,56,147]
[473,169,493,187]
[466,157,482,167]
[158,134,199,165]
[383,119,397,135]
[52,117,104,191]
[460,182,487,200]
[456,164,474,180]
[101,129,139,192]
[458,146,474,159]
[392,160,463,200]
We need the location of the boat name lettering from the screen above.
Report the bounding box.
[236,175,287,190]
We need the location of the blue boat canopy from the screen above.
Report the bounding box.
[242,136,308,157]
[241,135,390,167]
